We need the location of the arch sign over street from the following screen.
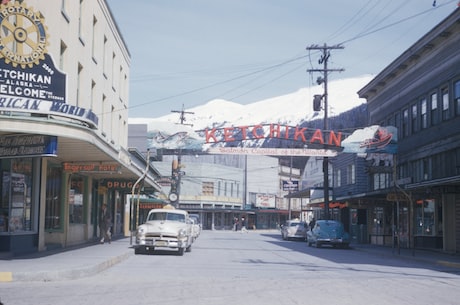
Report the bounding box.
[147,123,397,156]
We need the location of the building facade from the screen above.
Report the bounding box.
[0,0,161,256]
[147,152,301,231]
[358,8,460,253]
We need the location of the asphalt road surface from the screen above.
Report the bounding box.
[2,230,460,305]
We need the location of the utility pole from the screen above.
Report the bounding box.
[171,104,194,127]
[306,43,344,220]
[169,104,194,207]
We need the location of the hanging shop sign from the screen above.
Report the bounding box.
[0,1,98,128]
[282,180,299,192]
[0,134,57,157]
[341,125,397,155]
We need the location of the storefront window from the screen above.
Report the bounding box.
[370,206,392,236]
[45,164,62,230]
[69,175,85,224]
[0,158,34,233]
[415,199,437,236]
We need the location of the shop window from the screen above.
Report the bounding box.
[69,175,85,224]
[415,199,439,236]
[45,165,63,230]
[0,158,34,233]
[372,207,385,235]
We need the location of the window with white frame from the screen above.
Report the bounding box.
[430,92,438,125]
[442,87,449,121]
[347,164,355,184]
[455,80,460,116]
[411,104,417,133]
[420,98,427,129]
[335,169,341,187]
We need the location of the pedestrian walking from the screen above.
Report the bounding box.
[99,203,112,244]
[233,217,239,231]
[241,217,248,233]
[309,217,316,231]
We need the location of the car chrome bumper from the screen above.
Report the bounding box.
[136,237,186,249]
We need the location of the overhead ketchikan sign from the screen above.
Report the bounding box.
[0,1,98,128]
[148,121,397,157]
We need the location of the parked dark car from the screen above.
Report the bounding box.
[306,220,350,248]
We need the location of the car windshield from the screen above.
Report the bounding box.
[148,212,185,222]
[290,222,301,227]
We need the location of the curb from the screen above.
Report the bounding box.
[436,260,460,269]
[353,245,460,269]
[0,250,133,282]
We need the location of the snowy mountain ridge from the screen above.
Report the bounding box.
[129,74,374,132]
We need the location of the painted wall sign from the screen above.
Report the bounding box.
[100,179,141,191]
[255,193,276,208]
[63,163,121,173]
[0,1,98,129]
[0,134,57,157]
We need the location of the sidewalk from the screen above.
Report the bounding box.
[352,243,460,269]
[1,235,460,282]
[0,238,134,282]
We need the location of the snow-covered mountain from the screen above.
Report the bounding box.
[129,74,374,131]
[129,75,374,151]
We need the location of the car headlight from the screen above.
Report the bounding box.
[178,228,187,238]
[137,227,145,235]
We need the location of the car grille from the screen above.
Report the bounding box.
[145,233,177,239]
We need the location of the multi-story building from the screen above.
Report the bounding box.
[0,0,161,256]
[358,8,460,252]
[150,154,285,229]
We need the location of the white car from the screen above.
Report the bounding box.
[189,214,201,240]
[280,219,308,241]
[135,207,194,255]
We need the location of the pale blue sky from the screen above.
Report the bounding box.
[107,0,458,118]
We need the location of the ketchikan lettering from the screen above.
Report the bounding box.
[204,124,342,147]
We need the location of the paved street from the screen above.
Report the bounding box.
[1,230,460,305]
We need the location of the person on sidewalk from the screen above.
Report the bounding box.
[309,217,316,231]
[99,203,112,244]
[233,217,239,231]
[241,217,248,233]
